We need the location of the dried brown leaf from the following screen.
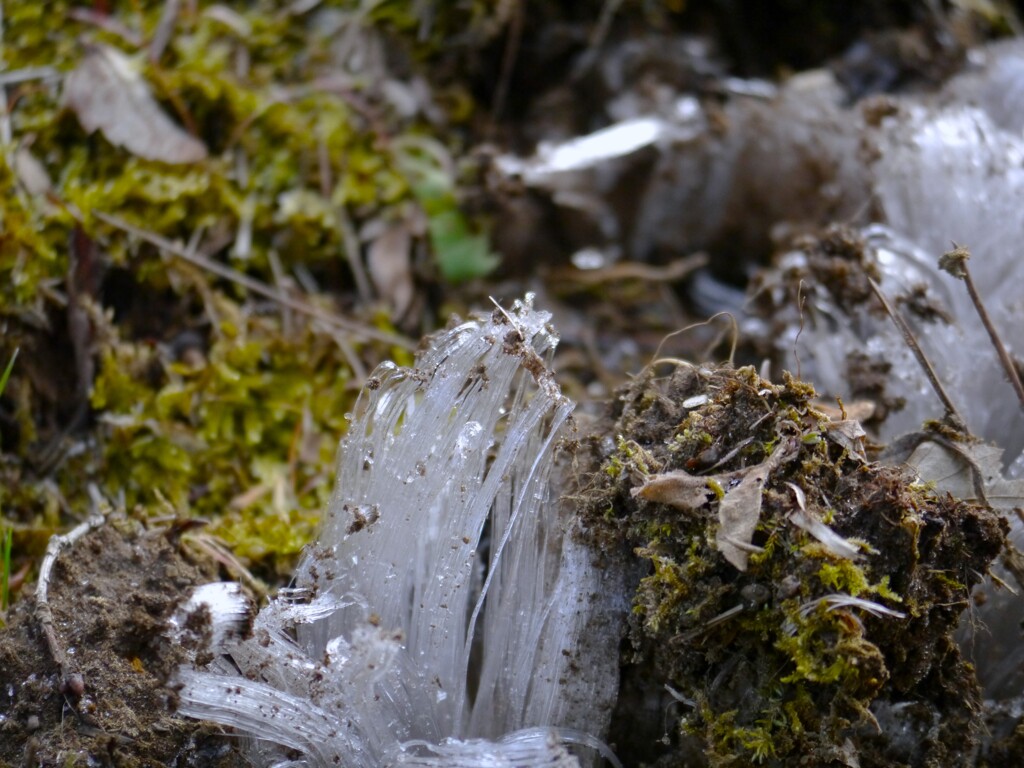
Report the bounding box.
[906,438,1024,509]
[906,439,990,501]
[716,439,799,571]
[717,465,768,570]
[64,44,207,164]
[367,221,415,320]
[631,470,711,510]
[824,419,867,462]
[634,438,799,571]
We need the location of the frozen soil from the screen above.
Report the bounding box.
[0,522,240,767]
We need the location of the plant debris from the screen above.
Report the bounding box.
[578,363,1006,767]
[633,437,800,571]
[3,2,1024,766]
[64,44,208,164]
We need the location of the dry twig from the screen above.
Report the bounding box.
[868,277,965,427]
[939,244,1024,412]
[35,513,108,695]
[95,212,415,375]
[550,252,708,288]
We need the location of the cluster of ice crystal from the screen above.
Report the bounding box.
[174,296,625,767]
[497,39,1024,464]
[495,40,1024,717]
[743,41,1024,463]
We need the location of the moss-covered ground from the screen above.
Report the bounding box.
[1,1,1020,765]
[578,364,1005,767]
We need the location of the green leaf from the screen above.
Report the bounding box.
[428,209,499,283]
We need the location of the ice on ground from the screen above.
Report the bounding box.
[174,296,626,767]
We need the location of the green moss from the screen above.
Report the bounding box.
[85,308,352,575]
[776,603,885,692]
[0,0,509,579]
[633,551,690,634]
[610,435,658,478]
[582,363,1006,767]
[818,560,871,596]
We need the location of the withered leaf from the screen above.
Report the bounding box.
[634,438,799,571]
[631,469,711,510]
[823,419,867,462]
[64,45,207,164]
[717,465,768,571]
[367,220,415,321]
[716,439,798,571]
[906,439,994,502]
[905,438,1024,510]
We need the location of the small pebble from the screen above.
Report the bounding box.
[61,673,85,697]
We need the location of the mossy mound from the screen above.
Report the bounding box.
[579,363,1005,767]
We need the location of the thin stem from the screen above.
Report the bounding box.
[867,277,965,427]
[334,202,373,305]
[95,212,414,353]
[0,0,11,148]
[794,279,806,381]
[1,527,11,612]
[964,269,1024,409]
[939,244,1024,412]
[36,513,107,692]
[490,0,523,121]
[649,310,737,370]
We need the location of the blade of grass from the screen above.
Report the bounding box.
[0,347,18,398]
[0,349,18,612]
[1,527,11,611]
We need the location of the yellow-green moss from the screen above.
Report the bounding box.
[582,362,1005,766]
[0,0,505,578]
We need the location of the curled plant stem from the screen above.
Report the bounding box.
[939,244,1024,412]
[649,310,738,369]
[35,513,107,694]
[867,277,966,428]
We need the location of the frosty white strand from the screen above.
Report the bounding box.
[175,668,358,764]
[385,726,625,768]
[173,296,625,767]
[458,396,573,732]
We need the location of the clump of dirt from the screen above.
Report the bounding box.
[577,364,1006,767]
[745,224,953,428]
[0,520,241,767]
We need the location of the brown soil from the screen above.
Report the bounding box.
[0,521,241,767]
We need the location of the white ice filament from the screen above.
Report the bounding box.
[174,296,624,767]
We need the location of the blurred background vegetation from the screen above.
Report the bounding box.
[0,0,1016,593]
